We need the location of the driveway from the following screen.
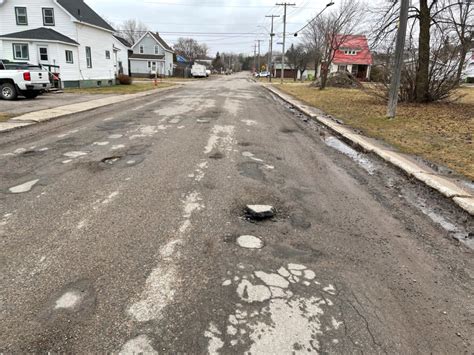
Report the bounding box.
[0,92,113,117]
[0,72,472,353]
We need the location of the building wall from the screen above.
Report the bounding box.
[113,39,130,76]
[75,23,115,82]
[0,0,77,39]
[0,38,80,81]
[0,0,117,85]
[132,33,174,76]
[133,34,165,56]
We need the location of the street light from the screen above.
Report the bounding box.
[293,1,335,37]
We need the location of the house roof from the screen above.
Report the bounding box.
[114,35,132,48]
[130,53,165,60]
[0,27,79,45]
[150,32,173,52]
[57,0,115,32]
[333,35,373,65]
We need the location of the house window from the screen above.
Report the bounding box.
[337,65,347,72]
[65,50,74,63]
[85,46,92,68]
[105,50,111,59]
[344,50,357,55]
[140,45,144,54]
[42,8,55,26]
[39,47,48,61]
[155,45,159,55]
[15,7,28,25]
[148,61,151,68]
[13,43,29,60]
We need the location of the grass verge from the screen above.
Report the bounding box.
[64,82,174,95]
[0,113,12,122]
[275,83,474,179]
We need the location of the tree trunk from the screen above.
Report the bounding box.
[415,0,431,102]
[456,44,467,83]
[320,63,329,90]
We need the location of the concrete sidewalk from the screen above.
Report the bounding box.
[0,85,179,133]
[263,84,474,216]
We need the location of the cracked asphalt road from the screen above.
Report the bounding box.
[1,73,473,353]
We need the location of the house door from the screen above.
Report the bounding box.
[38,46,49,64]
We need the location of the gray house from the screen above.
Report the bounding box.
[130,32,174,77]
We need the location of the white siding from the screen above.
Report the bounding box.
[113,38,130,76]
[0,0,77,40]
[0,0,117,83]
[75,24,115,81]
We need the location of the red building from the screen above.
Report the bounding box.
[326,35,373,80]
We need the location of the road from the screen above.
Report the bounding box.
[1,73,473,353]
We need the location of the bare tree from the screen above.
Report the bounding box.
[173,38,209,61]
[286,44,312,81]
[445,0,474,82]
[306,0,363,89]
[119,19,149,45]
[372,0,469,102]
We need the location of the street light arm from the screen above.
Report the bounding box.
[293,1,335,37]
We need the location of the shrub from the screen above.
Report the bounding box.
[117,74,132,85]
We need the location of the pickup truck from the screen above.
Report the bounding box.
[0,59,51,100]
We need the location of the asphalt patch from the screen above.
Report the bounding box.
[238,161,266,181]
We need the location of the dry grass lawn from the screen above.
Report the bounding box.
[0,113,12,122]
[65,82,174,95]
[276,83,474,179]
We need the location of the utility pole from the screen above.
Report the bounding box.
[256,39,263,73]
[276,3,296,84]
[387,0,409,118]
[266,14,280,82]
[253,43,257,73]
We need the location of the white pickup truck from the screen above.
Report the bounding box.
[0,59,51,100]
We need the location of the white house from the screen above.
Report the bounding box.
[0,0,117,88]
[462,48,474,82]
[113,35,132,77]
[130,32,174,77]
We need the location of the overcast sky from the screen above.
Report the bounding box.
[86,0,337,56]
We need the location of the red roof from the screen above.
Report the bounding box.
[332,35,372,65]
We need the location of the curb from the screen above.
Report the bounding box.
[0,85,180,134]
[262,84,474,216]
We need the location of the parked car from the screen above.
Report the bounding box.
[191,64,207,78]
[0,59,51,100]
[206,69,211,77]
[259,71,271,78]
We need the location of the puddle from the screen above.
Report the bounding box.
[325,137,376,175]
[416,200,473,249]
[101,156,121,165]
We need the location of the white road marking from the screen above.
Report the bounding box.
[93,141,110,146]
[62,160,73,164]
[108,134,123,139]
[206,263,341,352]
[9,179,39,194]
[204,125,235,154]
[63,151,88,158]
[236,235,264,249]
[120,335,157,354]
[111,144,126,150]
[55,291,82,309]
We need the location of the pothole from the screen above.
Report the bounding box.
[101,156,122,165]
[209,152,225,160]
[245,205,275,221]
